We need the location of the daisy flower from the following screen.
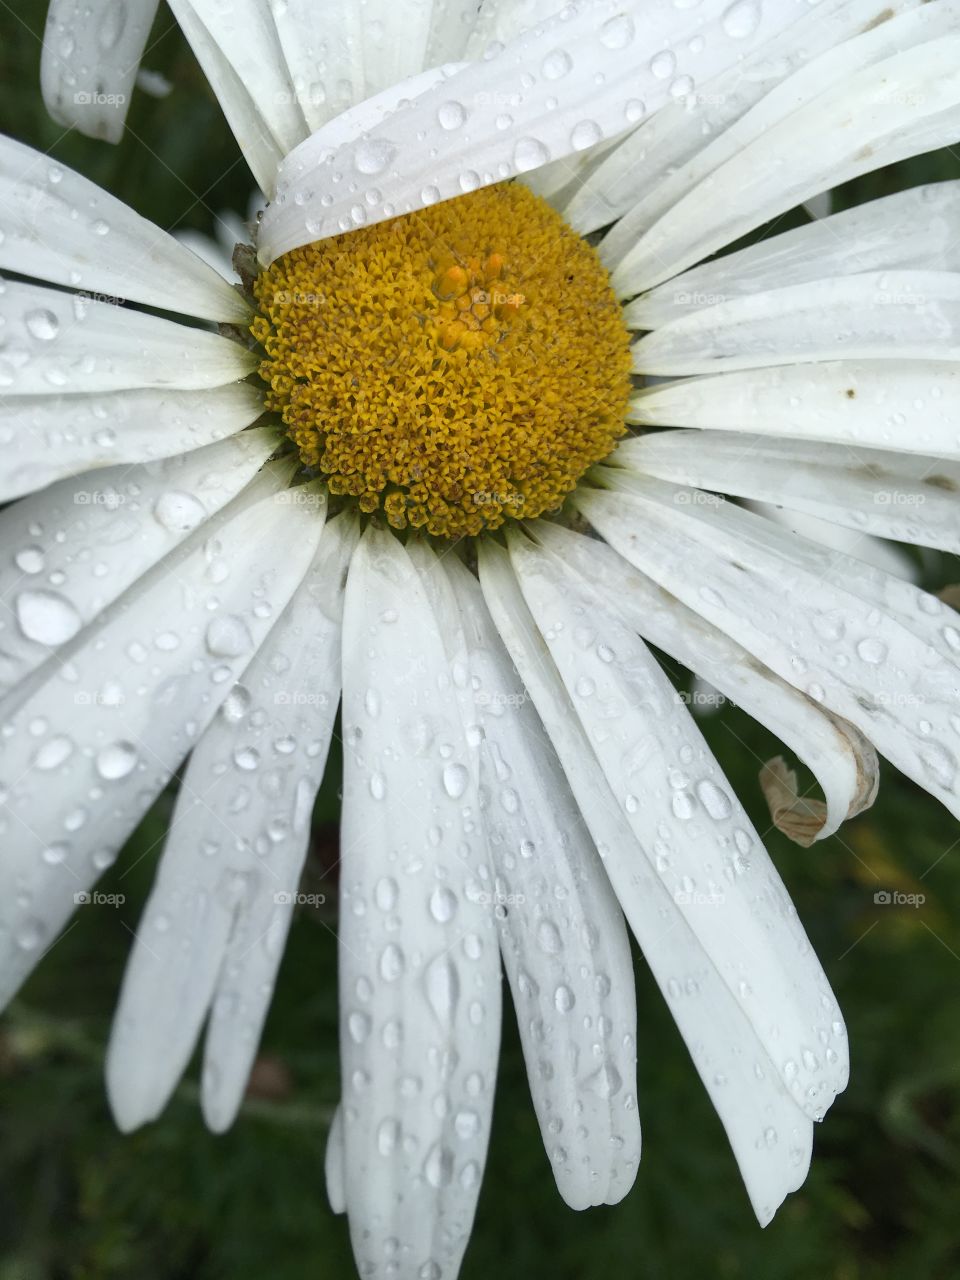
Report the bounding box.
[3,0,959,1275]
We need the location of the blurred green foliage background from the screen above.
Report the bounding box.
[2,3,960,1278]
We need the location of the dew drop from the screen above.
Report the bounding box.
[206,614,254,658]
[154,490,206,532]
[96,740,138,780]
[33,735,74,770]
[856,637,888,665]
[437,100,466,130]
[25,308,60,341]
[513,137,550,173]
[16,589,81,645]
[429,885,457,923]
[442,762,468,799]
[353,137,397,175]
[722,0,762,39]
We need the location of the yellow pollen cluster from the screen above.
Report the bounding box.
[251,182,632,538]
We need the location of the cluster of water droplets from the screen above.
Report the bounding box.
[0,471,323,1008]
[261,0,771,259]
[335,540,504,1278]
[507,533,850,1123]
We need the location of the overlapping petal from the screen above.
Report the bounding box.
[579,476,960,820]
[0,465,322,1012]
[0,278,255,395]
[617,431,960,553]
[477,541,822,1225]
[338,527,501,1279]
[0,135,249,323]
[444,554,641,1209]
[106,508,358,1134]
[259,0,816,262]
[41,0,160,143]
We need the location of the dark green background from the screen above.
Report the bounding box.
[2,4,960,1277]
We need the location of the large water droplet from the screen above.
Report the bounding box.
[206,614,254,658]
[722,0,762,39]
[353,137,397,176]
[513,137,550,173]
[16,589,81,645]
[25,308,60,341]
[154,490,206,532]
[96,740,138,780]
[442,762,468,799]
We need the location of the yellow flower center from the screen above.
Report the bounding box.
[251,183,632,539]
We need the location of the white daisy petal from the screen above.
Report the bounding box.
[271,0,365,132]
[464,0,563,56]
[362,0,478,98]
[477,541,817,1225]
[619,431,960,554]
[423,0,484,68]
[502,527,849,1123]
[579,477,960,820]
[632,272,960,375]
[565,0,909,235]
[173,229,238,283]
[169,0,307,155]
[610,28,960,297]
[326,1103,347,1214]
[0,427,278,702]
[259,0,814,262]
[164,0,287,195]
[201,513,357,1131]
[0,135,249,324]
[0,278,256,395]
[743,502,920,585]
[628,181,960,330]
[248,59,467,259]
[630,361,960,459]
[339,526,500,1280]
[41,0,160,143]
[533,520,878,845]
[0,382,264,504]
[443,555,641,1210]
[106,508,357,1134]
[0,465,322,1012]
